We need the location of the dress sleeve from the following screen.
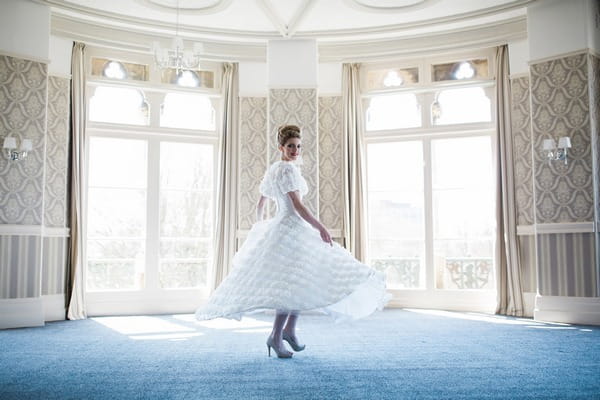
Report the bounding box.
[276,163,303,195]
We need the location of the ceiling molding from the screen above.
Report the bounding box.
[255,0,288,37]
[287,0,316,38]
[138,0,234,13]
[343,0,443,13]
[43,0,534,44]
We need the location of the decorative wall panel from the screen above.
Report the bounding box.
[511,76,534,226]
[318,96,343,231]
[44,76,70,228]
[238,97,268,230]
[537,233,596,297]
[530,53,593,223]
[269,89,318,215]
[0,55,47,225]
[0,235,41,299]
[41,236,68,296]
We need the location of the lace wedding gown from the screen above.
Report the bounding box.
[195,160,391,322]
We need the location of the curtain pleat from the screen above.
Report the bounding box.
[212,63,239,289]
[342,64,368,262]
[66,42,87,320]
[495,45,525,316]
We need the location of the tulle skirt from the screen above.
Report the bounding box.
[195,213,391,322]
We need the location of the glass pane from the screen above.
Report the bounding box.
[89,86,149,125]
[366,67,419,90]
[89,137,147,188]
[161,68,214,88]
[160,93,215,130]
[432,87,491,125]
[87,260,143,291]
[159,260,209,289]
[91,58,149,81]
[432,59,488,81]
[431,136,492,189]
[432,136,495,290]
[366,94,421,131]
[160,142,213,190]
[367,141,425,289]
[159,142,214,289]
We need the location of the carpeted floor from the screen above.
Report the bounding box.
[0,309,599,400]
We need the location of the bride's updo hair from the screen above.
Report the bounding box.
[277,125,301,146]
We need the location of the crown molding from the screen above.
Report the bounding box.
[135,0,234,14]
[343,0,443,13]
[528,48,597,66]
[44,0,532,43]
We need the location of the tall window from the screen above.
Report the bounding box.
[85,51,220,313]
[364,53,496,306]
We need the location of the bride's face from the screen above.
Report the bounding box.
[280,138,301,161]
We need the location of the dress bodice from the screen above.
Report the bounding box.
[259,161,308,217]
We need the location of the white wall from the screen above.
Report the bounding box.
[587,0,600,54]
[239,62,268,97]
[0,0,50,61]
[267,39,317,88]
[49,36,73,77]
[527,0,596,61]
[318,63,342,95]
[508,39,529,76]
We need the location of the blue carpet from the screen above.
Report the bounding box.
[0,309,599,400]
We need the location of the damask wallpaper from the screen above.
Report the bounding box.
[269,89,318,216]
[44,76,70,228]
[318,96,343,232]
[537,232,597,297]
[530,53,594,223]
[0,55,48,225]
[511,76,534,226]
[238,97,268,230]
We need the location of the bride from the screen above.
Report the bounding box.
[196,124,390,358]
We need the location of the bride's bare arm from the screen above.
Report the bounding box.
[256,195,267,221]
[288,191,332,245]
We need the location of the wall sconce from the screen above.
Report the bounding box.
[543,137,571,165]
[3,136,33,161]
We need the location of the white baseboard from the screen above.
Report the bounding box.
[43,294,66,322]
[523,292,536,318]
[535,295,600,325]
[386,290,497,314]
[0,297,45,329]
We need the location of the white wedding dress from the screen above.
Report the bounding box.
[195,160,391,322]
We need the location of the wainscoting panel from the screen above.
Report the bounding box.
[41,236,68,296]
[0,55,48,225]
[318,96,343,231]
[530,53,593,223]
[44,76,70,228]
[269,89,318,216]
[238,97,267,230]
[537,232,596,297]
[0,235,41,298]
[511,76,534,226]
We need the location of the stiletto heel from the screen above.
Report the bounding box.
[282,332,305,352]
[266,337,292,358]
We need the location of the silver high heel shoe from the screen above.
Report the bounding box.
[266,337,293,358]
[282,332,305,352]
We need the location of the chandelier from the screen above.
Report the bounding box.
[152,0,203,73]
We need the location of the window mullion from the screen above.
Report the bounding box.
[145,138,161,291]
[423,138,434,291]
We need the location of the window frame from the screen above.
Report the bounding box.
[83,47,221,316]
[362,48,498,312]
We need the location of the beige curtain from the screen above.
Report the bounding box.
[67,42,87,320]
[495,45,524,316]
[342,63,368,262]
[212,63,239,289]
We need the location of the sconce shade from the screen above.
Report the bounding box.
[558,136,571,149]
[20,139,33,151]
[3,137,17,149]
[542,138,556,151]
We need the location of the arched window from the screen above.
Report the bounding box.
[160,93,215,130]
[366,93,421,131]
[89,86,149,125]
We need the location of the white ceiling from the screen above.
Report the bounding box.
[43,0,534,61]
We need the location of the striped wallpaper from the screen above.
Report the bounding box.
[0,235,41,298]
[537,233,597,297]
[41,236,69,296]
[518,235,537,293]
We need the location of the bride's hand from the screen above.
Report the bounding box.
[319,227,333,246]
